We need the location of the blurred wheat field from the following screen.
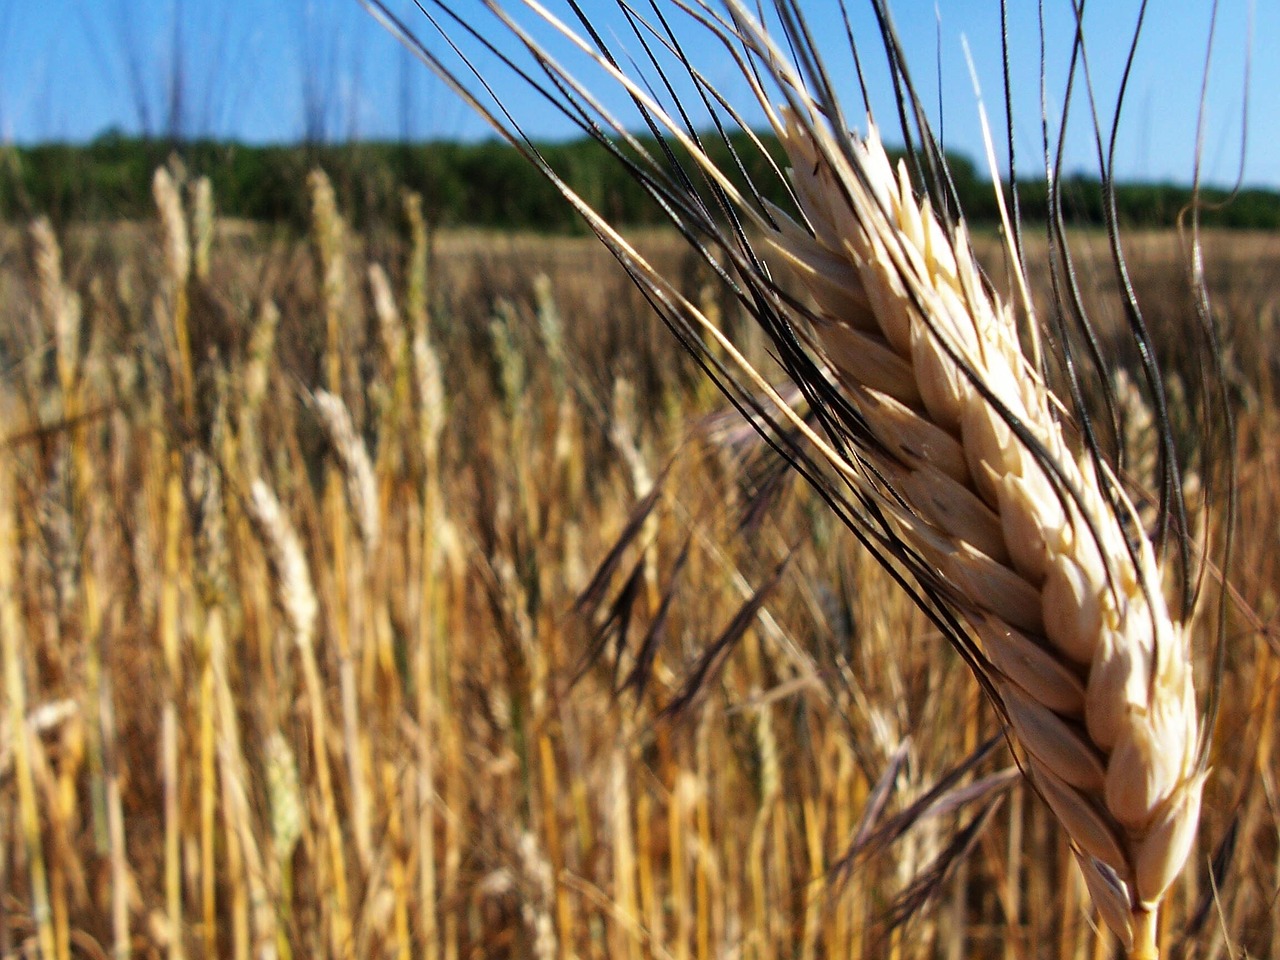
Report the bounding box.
[0,166,1277,960]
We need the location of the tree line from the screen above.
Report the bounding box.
[3,130,1277,232]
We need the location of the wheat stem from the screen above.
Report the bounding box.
[159,450,186,960]
[1,460,59,960]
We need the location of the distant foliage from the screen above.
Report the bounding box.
[2,132,1278,230]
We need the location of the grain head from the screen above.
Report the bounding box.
[311,388,381,556]
[191,176,214,283]
[29,216,82,393]
[245,476,318,650]
[152,167,191,289]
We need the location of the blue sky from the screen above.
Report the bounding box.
[3,1,1274,189]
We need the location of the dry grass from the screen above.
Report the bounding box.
[0,170,1276,959]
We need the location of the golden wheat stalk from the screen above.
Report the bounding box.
[244,476,355,958]
[0,461,60,960]
[365,1,1227,955]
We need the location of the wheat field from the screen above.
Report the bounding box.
[0,163,1277,960]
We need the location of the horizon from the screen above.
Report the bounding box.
[4,1,1275,191]
[17,127,1280,197]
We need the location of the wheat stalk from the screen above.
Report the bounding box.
[364,1,1230,955]
[244,475,354,959]
[307,387,378,869]
[0,458,59,960]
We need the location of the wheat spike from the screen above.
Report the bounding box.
[369,263,405,366]
[311,389,380,555]
[30,216,67,335]
[778,139,1197,955]
[242,299,281,418]
[308,168,350,396]
[245,478,318,649]
[153,167,191,288]
[29,218,80,382]
[514,831,559,960]
[190,176,214,283]
[772,114,1201,950]
[364,2,1227,955]
[153,165,196,419]
[264,731,304,865]
[413,328,445,454]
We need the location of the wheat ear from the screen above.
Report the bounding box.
[311,389,380,556]
[365,1,1216,954]
[663,109,1201,955]
[773,115,1201,957]
[245,478,318,649]
[244,476,355,955]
